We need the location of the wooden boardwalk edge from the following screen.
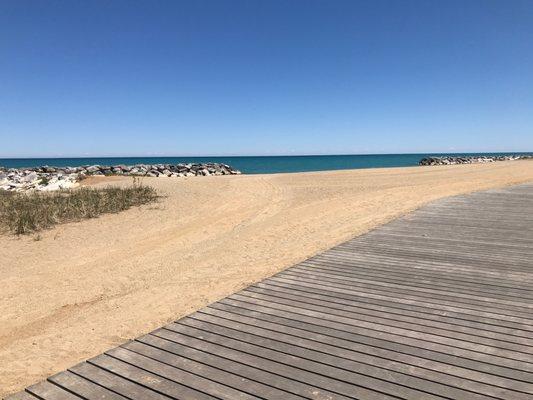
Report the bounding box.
[6,183,533,400]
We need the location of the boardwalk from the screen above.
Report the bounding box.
[7,183,533,400]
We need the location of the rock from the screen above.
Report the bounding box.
[419,155,532,166]
[0,162,242,192]
[20,171,38,183]
[86,165,100,173]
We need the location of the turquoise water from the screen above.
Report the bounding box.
[1,153,532,174]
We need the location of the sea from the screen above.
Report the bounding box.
[1,153,531,175]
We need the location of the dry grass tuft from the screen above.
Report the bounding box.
[0,180,158,235]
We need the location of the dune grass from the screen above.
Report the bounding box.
[0,181,158,235]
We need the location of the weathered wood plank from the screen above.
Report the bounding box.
[192,307,533,395]
[120,339,304,400]
[25,381,80,400]
[176,316,497,399]
[135,334,320,399]
[251,280,533,339]
[48,370,128,400]
[3,392,40,400]
[152,327,369,399]
[238,287,533,350]
[104,347,260,400]
[68,361,175,400]
[211,299,533,379]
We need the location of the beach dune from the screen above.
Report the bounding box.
[2,160,533,396]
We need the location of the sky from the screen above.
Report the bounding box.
[1,0,532,158]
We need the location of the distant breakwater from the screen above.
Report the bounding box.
[419,155,532,166]
[0,163,241,192]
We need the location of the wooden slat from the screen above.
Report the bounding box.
[103,347,260,400]
[68,361,172,400]
[251,280,533,339]
[237,287,533,351]
[208,299,533,381]
[135,334,321,399]
[26,381,80,400]
[48,370,128,399]
[120,339,304,400]
[7,182,533,400]
[151,327,362,399]
[3,392,40,400]
[182,311,531,399]
[88,354,219,400]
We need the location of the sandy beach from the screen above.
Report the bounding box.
[1,160,533,396]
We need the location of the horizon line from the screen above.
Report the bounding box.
[1,150,533,160]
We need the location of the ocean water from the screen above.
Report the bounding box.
[1,153,531,175]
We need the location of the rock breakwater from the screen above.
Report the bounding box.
[419,155,532,166]
[0,163,241,192]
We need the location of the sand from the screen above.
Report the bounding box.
[1,160,533,396]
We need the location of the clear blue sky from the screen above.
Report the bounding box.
[1,0,532,157]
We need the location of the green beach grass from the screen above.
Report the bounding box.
[0,181,158,235]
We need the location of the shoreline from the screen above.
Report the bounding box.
[2,160,533,396]
[2,154,532,193]
[2,153,533,179]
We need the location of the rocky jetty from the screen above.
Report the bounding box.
[0,163,241,192]
[419,155,532,166]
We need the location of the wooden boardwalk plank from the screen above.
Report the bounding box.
[120,340,305,400]
[251,281,533,339]
[48,370,128,400]
[4,393,39,400]
[68,361,182,400]
[6,182,533,400]
[210,299,533,380]
[26,381,80,400]
[151,327,363,399]
[237,288,533,351]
